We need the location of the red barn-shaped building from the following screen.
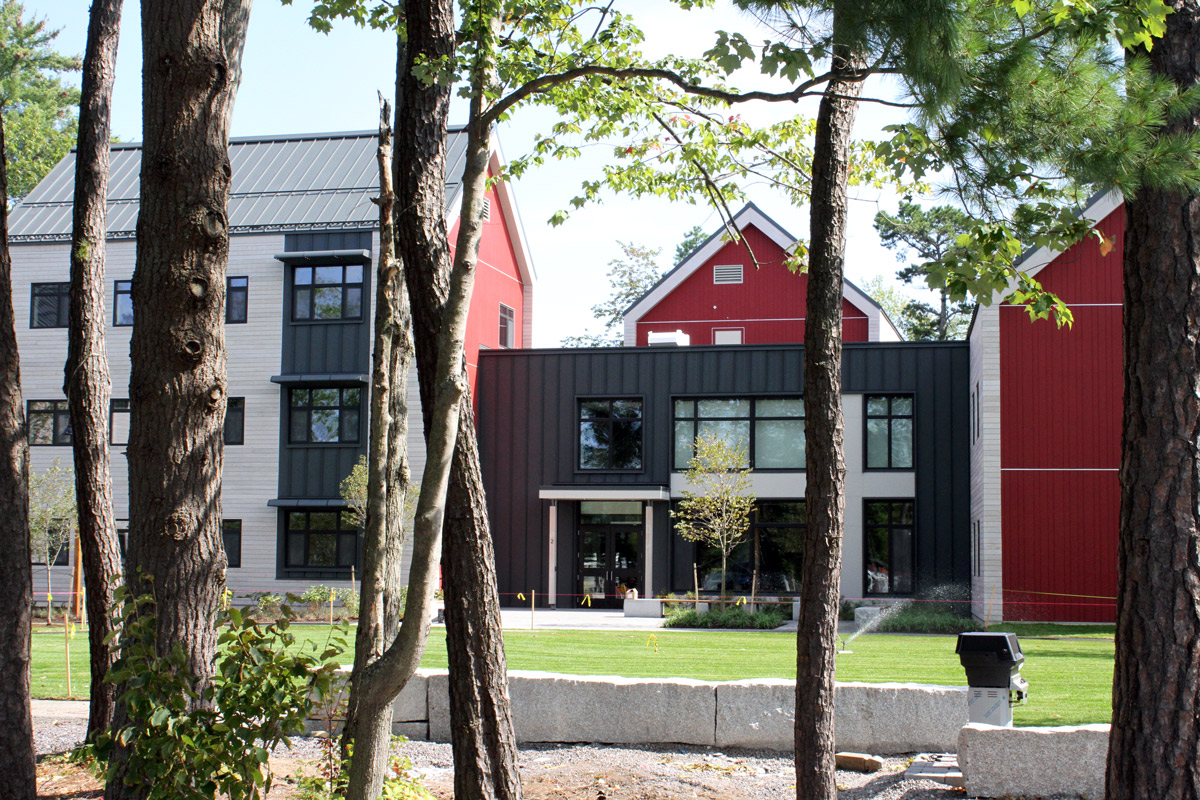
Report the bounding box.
[623,203,902,345]
[969,190,1123,622]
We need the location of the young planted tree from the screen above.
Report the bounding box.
[28,458,78,624]
[0,105,36,800]
[65,0,124,740]
[672,433,755,607]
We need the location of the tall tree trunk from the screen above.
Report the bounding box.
[795,9,863,799]
[65,0,124,742]
[1108,3,1200,796]
[394,7,522,798]
[0,108,37,800]
[340,100,415,800]
[107,2,252,797]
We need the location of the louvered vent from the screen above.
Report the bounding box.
[481,197,492,221]
[713,264,743,284]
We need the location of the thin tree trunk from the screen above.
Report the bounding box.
[395,6,522,798]
[107,2,252,797]
[1108,4,1200,796]
[340,99,414,800]
[0,107,37,800]
[796,8,862,798]
[65,0,123,742]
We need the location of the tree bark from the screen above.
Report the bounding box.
[395,7,522,799]
[0,107,37,800]
[107,2,251,797]
[65,0,124,742]
[795,8,862,799]
[1108,3,1200,797]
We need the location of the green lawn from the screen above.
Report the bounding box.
[32,624,1113,727]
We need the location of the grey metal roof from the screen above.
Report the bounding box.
[8,127,470,243]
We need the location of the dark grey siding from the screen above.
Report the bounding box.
[477,342,971,605]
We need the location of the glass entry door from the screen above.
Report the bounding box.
[578,525,641,608]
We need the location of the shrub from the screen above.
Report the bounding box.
[874,603,980,635]
[254,593,283,618]
[301,585,335,618]
[336,588,359,618]
[664,605,786,629]
[658,591,698,615]
[839,599,863,621]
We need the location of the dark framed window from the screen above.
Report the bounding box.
[693,501,805,595]
[224,397,245,445]
[673,397,804,470]
[864,499,915,595]
[292,264,363,321]
[30,283,70,328]
[285,510,358,569]
[28,400,72,445]
[865,395,913,469]
[31,523,71,566]
[289,387,361,444]
[222,520,242,568]
[110,399,130,446]
[116,522,128,564]
[499,303,515,348]
[578,398,643,470]
[114,280,134,326]
[227,276,248,324]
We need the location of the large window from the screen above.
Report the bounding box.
[865,395,913,469]
[673,397,804,470]
[31,283,69,328]
[222,520,242,568]
[225,397,245,445]
[499,303,515,348]
[289,387,361,444]
[292,265,363,321]
[28,400,72,445]
[285,510,358,569]
[111,399,130,446]
[694,501,805,595]
[578,398,643,470]
[114,280,134,326]
[864,499,915,595]
[227,276,248,324]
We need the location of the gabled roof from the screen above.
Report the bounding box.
[622,202,902,344]
[8,128,471,242]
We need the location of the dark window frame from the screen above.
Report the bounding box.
[110,399,130,446]
[283,509,359,571]
[672,396,805,471]
[226,276,249,324]
[31,522,71,566]
[863,498,916,596]
[290,264,364,322]
[288,387,361,445]
[577,396,645,472]
[690,500,806,596]
[224,397,245,445]
[113,280,134,326]
[28,399,72,445]
[864,394,915,471]
[30,282,70,329]
[222,519,242,568]
[499,303,515,348]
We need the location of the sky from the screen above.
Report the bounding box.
[20,0,930,347]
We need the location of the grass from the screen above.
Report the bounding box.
[33,622,1113,727]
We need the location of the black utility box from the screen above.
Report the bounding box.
[955,632,1024,687]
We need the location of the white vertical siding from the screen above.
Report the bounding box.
[969,308,1004,621]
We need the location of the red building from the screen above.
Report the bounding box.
[969,190,1123,622]
[623,203,901,345]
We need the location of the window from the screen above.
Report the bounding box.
[694,501,805,595]
[972,381,981,442]
[31,525,71,566]
[498,303,515,349]
[222,520,242,568]
[28,400,72,445]
[864,499,915,595]
[114,280,133,326]
[30,283,69,328]
[225,397,245,445]
[111,399,130,446]
[713,328,743,345]
[289,387,361,444]
[865,395,913,469]
[972,520,982,577]
[285,510,358,569]
[116,522,128,561]
[578,398,643,470]
[674,397,804,470]
[292,264,363,321]
[227,276,248,324]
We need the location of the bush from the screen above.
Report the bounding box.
[253,593,283,618]
[336,588,359,618]
[664,605,786,629]
[839,599,863,621]
[301,585,335,618]
[657,591,698,615]
[874,603,980,635]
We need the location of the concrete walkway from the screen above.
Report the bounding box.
[497,608,665,631]
[32,699,88,720]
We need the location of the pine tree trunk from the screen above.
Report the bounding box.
[1108,4,1200,796]
[394,6,522,798]
[0,107,37,800]
[795,10,862,799]
[65,0,124,742]
[107,2,251,796]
